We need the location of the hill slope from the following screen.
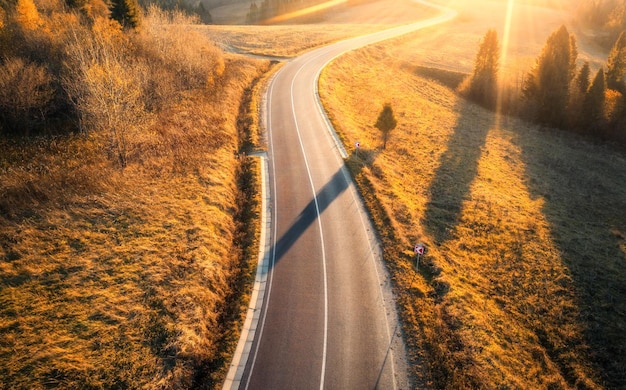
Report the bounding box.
[319,17,626,389]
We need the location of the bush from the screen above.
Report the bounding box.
[133,6,225,95]
[62,17,145,167]
[0,57,54,135]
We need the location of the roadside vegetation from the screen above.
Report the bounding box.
[0,0,429,387]
[0,1,268,387]
[319,13,626,389]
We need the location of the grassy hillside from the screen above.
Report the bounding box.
[201,0,434,57]
[0,5,269,388]
[319,27,626,390]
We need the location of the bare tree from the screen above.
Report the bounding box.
[62,18,145,168]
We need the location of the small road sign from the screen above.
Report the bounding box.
[355,141,360,149]
[414,244,425,255]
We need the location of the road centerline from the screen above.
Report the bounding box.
[231,2,458,388]
[289,56,330,390]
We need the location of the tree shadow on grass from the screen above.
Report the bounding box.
[422,102,493,245]
[513,129,626,388]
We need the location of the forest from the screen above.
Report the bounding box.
[462,23,626,144]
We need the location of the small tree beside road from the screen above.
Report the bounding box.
[375,103,397,149]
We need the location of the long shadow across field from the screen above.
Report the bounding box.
[422,102,493,245]
[514,130,626,388]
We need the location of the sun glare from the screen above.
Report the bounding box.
[495,0,515,126]
[264,0,347,24]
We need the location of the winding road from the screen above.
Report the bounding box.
[224,2,457,389]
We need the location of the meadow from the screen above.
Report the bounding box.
[0,6,269,388]
[319,1,626,387]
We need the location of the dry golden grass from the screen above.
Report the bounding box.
[0,5,270,387]
[0,64,267,388]
[198,24,382,57]
[199,0,434,57]
[319,21,626,390]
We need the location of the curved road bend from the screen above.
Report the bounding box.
[231,2,457,389]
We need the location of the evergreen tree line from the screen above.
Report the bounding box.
[138,0,212,24]
[246,0,320,24]
[462,26,626,144]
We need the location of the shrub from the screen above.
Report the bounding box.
[134,6,224,93]
[0,57,54,135]
[62,17,144,167]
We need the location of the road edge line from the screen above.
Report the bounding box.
[222,150,271,390]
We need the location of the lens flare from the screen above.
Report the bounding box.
[263,0,347,24]
[495,0,515,127]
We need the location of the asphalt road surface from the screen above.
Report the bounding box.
[226,2,456,389]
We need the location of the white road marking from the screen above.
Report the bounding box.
[289,56,330,390]
[228,2,458,388]
[243,71,281,390]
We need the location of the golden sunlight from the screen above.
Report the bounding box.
[264,0,347,24]
[495,0,515,126]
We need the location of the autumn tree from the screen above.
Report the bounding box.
[606,30,626,93]
[568,61,591,129]
[375,103,397,149]
[582,67,608,135]
[63,18,144,167]
[523,25,577,128]
[15,0,42,31]
[575,62,591,95]
[463,29,500,108]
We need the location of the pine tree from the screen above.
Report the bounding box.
[606,30,626,93]
[246,2,259,24]
[198,2,212,24]
[569,34,578,80]
[110,0,141,28]
[568,61,591,130]
[465,29,500,108]
[575,62,591,95]
[522,25,577,128]
[582,67,607,135]
[375,103,397,149]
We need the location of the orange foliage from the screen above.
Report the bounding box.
[15,0,42,31]
[82,0,110,21]
[605,88,623,121]
[91,16,127,50]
